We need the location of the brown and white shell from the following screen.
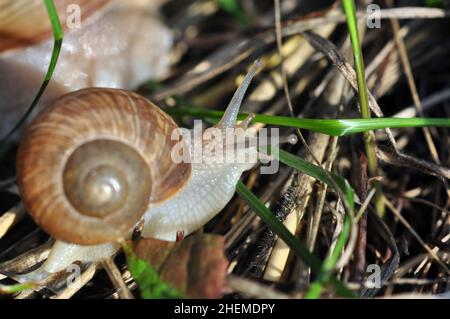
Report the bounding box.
[17,88,191,245]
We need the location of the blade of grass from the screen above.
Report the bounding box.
[343,0,370,120]
[306,213,352,298]
[342,0,384,216]
[236,181,355,297]
[425,0,444,7]
[263,147,355,297]
[268,147,354,209]
[0,283,37,295]
[236,181,320,270]
[215,0,249,26]
[165,106,450,137]
[0,0,63,157]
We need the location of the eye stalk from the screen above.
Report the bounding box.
[217,59,262,129]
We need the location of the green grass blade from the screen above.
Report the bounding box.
[0,283,37,294]
[270,147,355,210]
[165,107,450,136]
[215,0,249,26]
[236,181,355,297]
[0,0,63,154]
[342,0,383,216]
[236,181,320,270]
[342,0,370,119]
[306,213,352,298]
[425,0,444,7]
[261,147,355,298]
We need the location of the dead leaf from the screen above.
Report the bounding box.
[133,234,228,299]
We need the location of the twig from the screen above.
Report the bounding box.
[52,264,97,299]
[153,7,450,101]
[100,258,134,299]
[384,199,450,275]
[282,7,449,38]
[339,188,376,271]
[273,0,320,167]
[394,88,450,118]
[264,134,329,284]
[227,275,291,299]
[0,241,52,274]
[0,202,26,239]
[302,30,450,182]
[395,195,449,215]
[386,0,441,165]
[308,137,339,251]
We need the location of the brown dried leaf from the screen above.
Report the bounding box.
[133,234,228,299]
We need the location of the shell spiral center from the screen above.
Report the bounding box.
[63,139,151,220]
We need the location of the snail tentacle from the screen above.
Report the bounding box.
[217,60,261,128]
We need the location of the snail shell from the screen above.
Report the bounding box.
[17,88,191,245]
[0,0,111,54]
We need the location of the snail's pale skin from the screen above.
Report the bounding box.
[18,61,262,275]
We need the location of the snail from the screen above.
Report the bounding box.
[0,0,172,139]
[16,61,262,274]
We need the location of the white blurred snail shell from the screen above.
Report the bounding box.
[0,0,173,139]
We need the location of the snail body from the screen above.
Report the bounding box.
[17,62,261,273]
[142,160,255,241]
[43,242,119,274]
